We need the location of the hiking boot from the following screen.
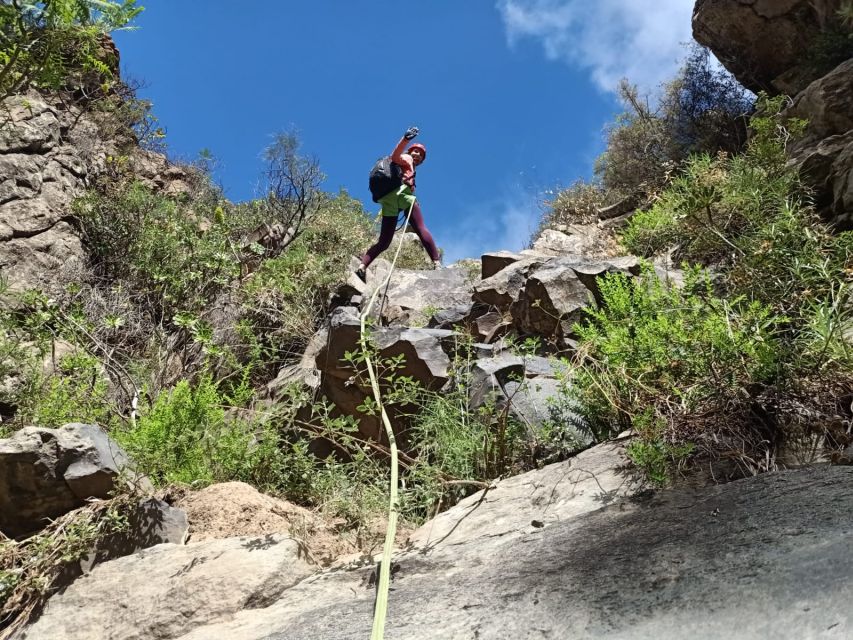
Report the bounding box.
[355,266,367,283]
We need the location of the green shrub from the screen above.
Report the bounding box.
[114,376,264,486]
[18,352,115,429]
[622,96,805,261]
[571,267,780,475]
[241,191,373,359]
[75,180,240,320]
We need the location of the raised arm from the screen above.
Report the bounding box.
[391,126,419,174]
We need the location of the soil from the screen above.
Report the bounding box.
[169,481,411,566]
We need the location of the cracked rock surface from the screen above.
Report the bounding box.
[23,442,852,640]
[0,93,107,293]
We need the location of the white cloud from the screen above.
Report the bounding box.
[497,0,694,93]
[442,187,542,263]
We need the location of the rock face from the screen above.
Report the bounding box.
[0,94,106,294]
[370,266,474,326]
[692,0,845,95]
[35,454,852,640]
[694,2,852,228]
[21,534,316,640]
[0,91,198,296]
[786,59,853,228]
[0,423,144,537]
[314,306,453,442]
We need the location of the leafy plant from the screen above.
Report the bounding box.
[570,266,780,479]
[0,0,143,104]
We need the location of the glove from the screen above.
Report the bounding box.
[403,126,419,140]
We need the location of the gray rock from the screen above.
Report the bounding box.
[0,93,102,293]
[165,466,852,640]
[367,266,473,326]
[510,260,592,337]
[22,534,315,640]
[472,257,542,311]
[569,257,640,300]
[530,225,611,257]
[472,310,510,343]
[502,377,590,451]
[597,194,639,220]
[81,498,188,572]
[427,303,474,329]
[314,307,453,443]
[0,96,60,153]
[0,423,147,537]
[480,250,526,279]
[467,352,586,448]
[786,60,853,229]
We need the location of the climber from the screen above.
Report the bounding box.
[356,126,441,282]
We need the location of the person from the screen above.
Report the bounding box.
[356,126,441,282]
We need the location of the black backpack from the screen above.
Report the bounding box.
[368,156,403,203]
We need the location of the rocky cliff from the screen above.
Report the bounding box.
[694,0,853,228]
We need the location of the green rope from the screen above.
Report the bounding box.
[361,200,416,640]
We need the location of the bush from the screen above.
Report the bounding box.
[573,95,853,482]
[115,375,271,487]
[17,351,115,429]
[622,95,853,344]
[75,180,240,322]
[571,267,780,481]
[241,191,373,360]
[536,179,615,233]
[596,45,754,198]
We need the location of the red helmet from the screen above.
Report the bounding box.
[408,143,427,160]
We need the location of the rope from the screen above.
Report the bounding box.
[361,198,416,640]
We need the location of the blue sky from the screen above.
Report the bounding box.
[113,1,695,262]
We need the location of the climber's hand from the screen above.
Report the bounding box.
[404,126,419,140]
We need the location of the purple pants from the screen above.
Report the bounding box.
[361,201,440,267]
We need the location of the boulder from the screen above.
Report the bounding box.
[81,498,188,572]
[502,377,590,452]
[509,257,640,339]
[427,303,474,330]
[0,423,147,537]
[786,60,853,228]
[692,0,845,95]
[472,310,510,343]
[531,228,588,255]
[369,266,473,326]
[597,194,639,220]
[568,256,640,300]
[480,250,526,279]
[530,224,617,258]
[21,534,316,640]
[510,261,592,338]
[472,257,542,310]
[314,307,453,443]
[467,352,588,449]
